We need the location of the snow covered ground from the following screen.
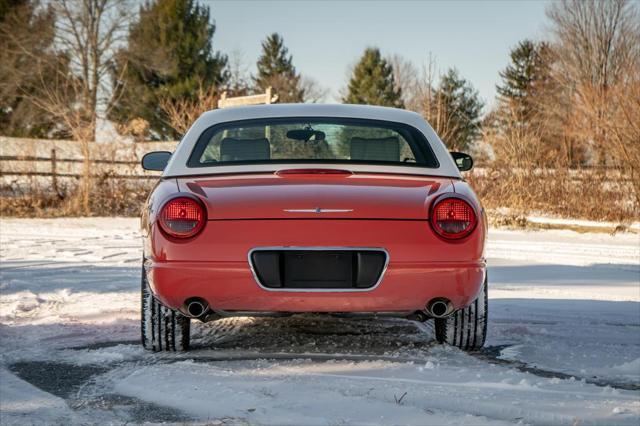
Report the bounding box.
[0,218,638,425]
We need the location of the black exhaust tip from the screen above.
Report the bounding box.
[431,301,448,317]
[426,298,453,318]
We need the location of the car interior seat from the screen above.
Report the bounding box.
[350,136,400,162]
[220,138,271,162]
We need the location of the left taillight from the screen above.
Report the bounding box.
[158,197,206,239]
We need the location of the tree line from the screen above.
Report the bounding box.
[0,0,490,148]
[1,1,638,173]
[1,0,637,219]
[482,0,639,213]
[0,0,317,140]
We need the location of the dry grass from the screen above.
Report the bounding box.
[468,167,638,223]
[0,174,153,217]
[3,167,636,224]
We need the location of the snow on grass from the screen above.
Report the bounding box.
[525,215,640,232]
[0,217,639,424]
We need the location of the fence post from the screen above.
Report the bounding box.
[51,148,58,194]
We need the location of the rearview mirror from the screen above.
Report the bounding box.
[286,129,326,142]
[142,151,172,171]
[450,152,473,172]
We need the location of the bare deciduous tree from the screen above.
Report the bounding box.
[415,56,457,145]
[300,76,328,103]
[389,54,420,111]
[224,49,252,97]
[546,0,640,208]
[19,0,132,214]
[604,78,640,207]
[546,0,640,162]
[547,0,638,91]
[159,86,219,136]
[53,0,131,140]
[411,56,483,151]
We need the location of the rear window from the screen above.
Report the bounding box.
[187,117,439,168]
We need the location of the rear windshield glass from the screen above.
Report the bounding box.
[187,118,439,168]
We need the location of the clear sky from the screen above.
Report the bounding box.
[205,0,551,107]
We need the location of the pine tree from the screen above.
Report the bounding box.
[343,47,403,108]
[429,68,483,151]
[489,39,560,167]
[496,40,551,122]
[253,33,304,103]
[110,0,228,139]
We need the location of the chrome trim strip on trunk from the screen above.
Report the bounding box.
[283,208,354,213]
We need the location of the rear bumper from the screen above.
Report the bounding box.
[145,219,486,314]
[147,259,485,313]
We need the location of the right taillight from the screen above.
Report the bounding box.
[158,197,206,239]
[431,197,477,239]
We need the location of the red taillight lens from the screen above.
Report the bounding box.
[158,197,205,238]
[431,198,477,239]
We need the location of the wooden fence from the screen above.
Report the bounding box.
[0,148,160,192]
[0,136,179,194]
[0,137,632,191]
[0,149,153,177]
[1,152,629,179]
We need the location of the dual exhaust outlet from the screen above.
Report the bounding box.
[184,297,453,320]
[425,298,454,318]
[184,298,209,319]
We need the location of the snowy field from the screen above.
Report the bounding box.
[0,218,639,425]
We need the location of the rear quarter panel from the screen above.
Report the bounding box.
[452,180,488,255]
[142,178,179,255]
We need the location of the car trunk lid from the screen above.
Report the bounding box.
[177,169,453,220]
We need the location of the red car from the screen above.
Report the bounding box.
[140,104,487,352]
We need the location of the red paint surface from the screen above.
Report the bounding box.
[144,172,487,314]
[176,173,452,220]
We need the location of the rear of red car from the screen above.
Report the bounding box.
[145,172,485,313]
[140,105,487,352]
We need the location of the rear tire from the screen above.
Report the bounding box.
[434,275,487,351]
[141,261,190,351]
